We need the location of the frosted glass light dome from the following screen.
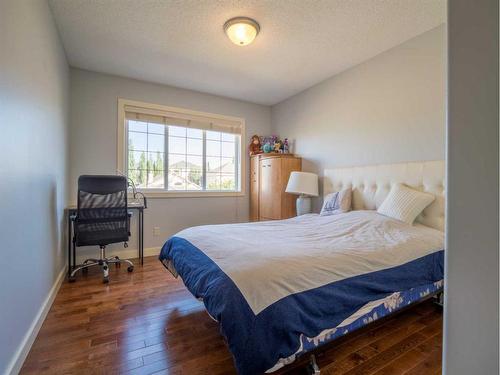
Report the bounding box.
[224,17,260,46]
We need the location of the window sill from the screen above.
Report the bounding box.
[130,190,245,199]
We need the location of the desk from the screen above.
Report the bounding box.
[66,203,145,277]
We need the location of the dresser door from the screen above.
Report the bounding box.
[259,158,282,220]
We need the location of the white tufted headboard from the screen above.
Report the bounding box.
[323,160,445,231]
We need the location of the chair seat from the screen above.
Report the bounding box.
[76,228,129,247]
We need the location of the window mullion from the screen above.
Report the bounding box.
[164,125,169,190]
[219,138,222,191]
[235,138,239,191]
[184,135,188,191]
[146,125,149,187]
[125,120,129,178]
[202,130,207,190]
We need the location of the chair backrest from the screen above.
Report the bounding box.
[76,175,129,247]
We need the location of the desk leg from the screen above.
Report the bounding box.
[140,209,144,265]
[67,215,72,278]
[137,210,141,263]
[72,233,76,271]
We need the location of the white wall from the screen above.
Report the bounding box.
[445,1,499,373]
[271,25,445,209]
[69,69,271,256]
[0,1,69,373]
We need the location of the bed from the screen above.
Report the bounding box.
[159,160,445,374]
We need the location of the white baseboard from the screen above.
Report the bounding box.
[75,246,161,264]
[6,264,67,375]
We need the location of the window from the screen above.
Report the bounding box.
[118,99,244,197]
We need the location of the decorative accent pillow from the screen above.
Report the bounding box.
[320,188,352,216]
[377,183,435,225]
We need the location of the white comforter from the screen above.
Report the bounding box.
[173,210,444,315]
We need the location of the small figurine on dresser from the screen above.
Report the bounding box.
[283,138,290,153]
[262,143,273,153]
[256,135,291,154]
[274,140,282,153]
[248,135,263,156]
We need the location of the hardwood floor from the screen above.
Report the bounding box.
[21,256,443,375]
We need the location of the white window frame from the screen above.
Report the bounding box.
[117,98,246,198]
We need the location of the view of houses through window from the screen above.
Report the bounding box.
[127,119,240,192]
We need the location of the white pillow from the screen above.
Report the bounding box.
[320,188,352,216]
[377,183,435,225]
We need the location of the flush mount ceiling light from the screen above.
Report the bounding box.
[223,17,260,46]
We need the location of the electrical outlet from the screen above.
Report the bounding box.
[153,227,161,236]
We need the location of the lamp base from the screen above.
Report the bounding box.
[296,195,312,216]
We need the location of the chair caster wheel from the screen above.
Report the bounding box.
[69,276,76,283]
[103,276,109,284]
[127,266,134,273]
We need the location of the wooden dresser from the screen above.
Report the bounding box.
[250,154,302,221]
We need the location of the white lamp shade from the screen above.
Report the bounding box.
[286,172,318,196]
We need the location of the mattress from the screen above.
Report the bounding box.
[159,211,444,374]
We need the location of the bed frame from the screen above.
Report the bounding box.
[293,160,446,374]
[284,290,443,375]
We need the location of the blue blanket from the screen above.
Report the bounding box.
[159,236,444,374]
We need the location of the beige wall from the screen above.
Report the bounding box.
[69,69,271,255]
[0,1,69,373]
[271,25,446,209]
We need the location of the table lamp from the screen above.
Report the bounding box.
[285,171,319,215]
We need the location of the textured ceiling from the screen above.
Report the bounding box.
[49,0,445,105]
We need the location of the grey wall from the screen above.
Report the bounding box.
[0,1,69,373]
[271,25,446,209]
[444,1,499,374]
[69,69,271,254]
[69,26,445,254]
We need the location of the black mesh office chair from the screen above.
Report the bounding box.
[69,175,134,283]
